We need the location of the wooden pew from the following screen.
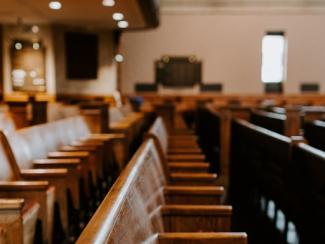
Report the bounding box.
[290,143,325,243]
[109,106,144,160]
[147,118,218,185]
[195,104,252,189]
[196,104,221,173]
[47,102,80,122]
[0,199,40,244]
[77,138,246,243]
[251,108,305,137]
[303,120,325,151]
[271,105,325,122]
[5,115,125,215]
[149,117,204,160]
[230,118,325,243]
[0,136,56,244]
[250,109,286,135]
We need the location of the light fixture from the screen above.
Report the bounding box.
[113,12,124,21]
[102,0,115,7]
[49,1,62,10]
[117,20,128,29]
[15,42,22,50]
[31,25,39,33]
[33,42,40,50]
[114,54,124,63]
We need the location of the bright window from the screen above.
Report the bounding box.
[261,33,286,83]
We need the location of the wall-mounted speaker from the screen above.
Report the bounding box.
[135,83,157,92]
[300,83,319,93]
[265,82,283,94]
[200,83,223,92]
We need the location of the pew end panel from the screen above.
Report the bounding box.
[0,198,40,244]
[33,159,82,208]
[0,181,55,243]
[19,168,70,231]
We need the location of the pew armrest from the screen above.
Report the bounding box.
[72,140,104,147]
[48,151,89,159]
[0,198,24,210]
[20,168,68,179]
[161,205,232,232]
[164,186,224,196]
[168,154,206,162]
[169,173,218,186]
[33,159,81,169]
[155,232,247,244]
[161,205,232,216]
[86,133,125,141]
[60,145,97,152]
[0,181,49,191]
[164,186,224,205]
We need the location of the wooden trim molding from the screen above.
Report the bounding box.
[137,0,160,28]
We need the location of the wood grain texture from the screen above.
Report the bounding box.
[77,139,235,243]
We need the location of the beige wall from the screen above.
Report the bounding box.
[121,13,325,94]
[53,26,118,96]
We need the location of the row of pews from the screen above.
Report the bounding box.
[230,118,325,243]
[0,102,151,243]
[77,117,248,243]
[194,102,325,243]
[1,95,323,243]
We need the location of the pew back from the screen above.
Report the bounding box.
[6,115,91,170]
[250,110,286,135]
[291,143,325,242]
[77,139,166,243]
[148,117,169,155]
[304,120,325,151]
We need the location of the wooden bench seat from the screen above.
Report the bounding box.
[0,199,40,244]
[168,162,209,173]
[147,118,215,181]
[168,148,202,154]
[2,116,125,239]
[167,154,206,162]
[149,232,247,244]
[77,138,246,243]
[0,133,57,243]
